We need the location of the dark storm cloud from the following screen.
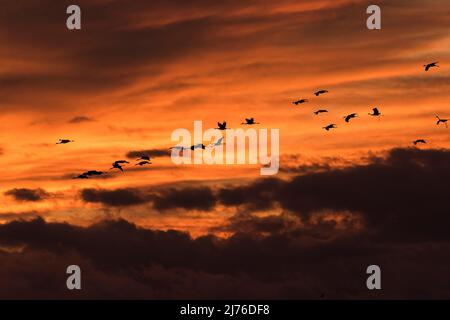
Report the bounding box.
[213,213,299,235]
[118,147,450,242]
[214,211,365,242]
[280,162,333,174]
[218,178,282,211]
[151,187,216,211]
[0,217,449,298]
[126,149,171,158]
[80,148,450,242]
[0,211,41,222]
[80,188,149,207]
[80,185,216,211]
[4,188,50,202]
[216,148,450,242]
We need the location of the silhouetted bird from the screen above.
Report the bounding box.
[137,155,150,161]
[314,90,328,96]
[292,99,308,105]
[113,160,130,165]
[56,139,74,144]
[344,113,358,122]
[241,118,259,125]
[191,143,206,150]
[413,139,426,145]
[436,115,448,128]
[314,109,328,115]
[368,107,381,117]
[323,124,337,131]
[216,121,229,130]
[110,162,124,172]
[136,161,151,166]
[424,62,439,71]
[208,137,224,148]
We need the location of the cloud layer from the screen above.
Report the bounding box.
[0,214,449,298]
[4,188,50,202]
[78,148,450,243]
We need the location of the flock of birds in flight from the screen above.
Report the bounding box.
[291,62,447,144]
[71,155,152,179]
[56,62,445,179]
[65,117,261,178]
[294,92,382,132]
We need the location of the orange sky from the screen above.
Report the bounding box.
[1,0,449,236]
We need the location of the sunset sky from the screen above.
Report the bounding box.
[0,0,449,298]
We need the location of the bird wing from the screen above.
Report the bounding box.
[425,63,437,71]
